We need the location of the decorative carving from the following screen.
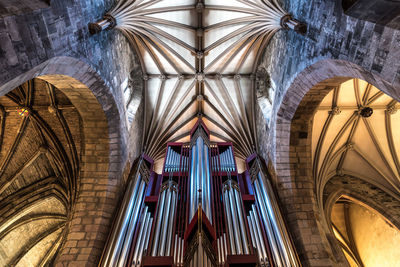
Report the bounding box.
[256,67,272,103]
[387,105,397,115]
[330,106,341,115]
[195,72,205,82]
[359,106,373,117]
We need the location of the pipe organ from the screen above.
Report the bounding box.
[100,119,300,267]
[246,155,301,267]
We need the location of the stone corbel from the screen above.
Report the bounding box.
[280,14,307,35]
[88,14,117,34]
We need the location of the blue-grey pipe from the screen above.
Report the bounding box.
[151,188,167,256]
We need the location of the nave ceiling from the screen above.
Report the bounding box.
[0,79,81,266]
[92,0,305,169]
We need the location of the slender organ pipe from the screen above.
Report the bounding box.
[151,181,178,256]
[116,180,146,267]
[165,190,177,256]
[223,180,250,256]
[100,162,147,267]
[253,170,300,267]
[228,187,242,254]
[189,136,212,223]
[132,207,153,267]
[253,178,283,266]
[159,188,172,256]
[248,206,268,266]
[224,189,236,254]
[233,189,249,254]
[151,189,166,256]
[165,147,183,173]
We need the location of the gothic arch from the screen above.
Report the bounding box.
[0,56,128,265]
[273,59,400,266]
[324,176,400,233]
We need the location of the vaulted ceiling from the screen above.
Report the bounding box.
[105,0,291,166]
[331,198,400,267]
[0,79,81,266]
[312,78,400,205]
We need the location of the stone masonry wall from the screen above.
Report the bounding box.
[258,0,400,162]
[0,0,144,264]
[254,2,400,265]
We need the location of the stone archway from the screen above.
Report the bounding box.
[272,59,399,266]
[0,56,128,266]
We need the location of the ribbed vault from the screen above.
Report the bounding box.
[312,78,400,204]
[90,0,305,169]
[0,79,81,266]
[330,197,400,267]
[311,78,400,266]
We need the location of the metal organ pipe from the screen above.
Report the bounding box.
[165,148,182,173]
[222,179,251,258]
[228,147,234,171]
[228,185,242,254]
[100,168,145,267]
[247,213,258,256]
[223,188,236,254]
[189,140,197,221]
[248,207,268,265]
[204,144,212,221]
[189,136,212,223]
[165,190,177,256]
[132,208,153,267]
[151,189,166,256]
[132,209,147,265]
[253,178,283,266]
[159,187,172,256]
[151,181,178,257]
[142,217,153,261]
[252,169,301,267]
[116,179,146,267]
[233,189,249,254]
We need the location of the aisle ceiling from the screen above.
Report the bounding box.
[312,78,400,200]
[0,79,80,266]
[331,198,400,267]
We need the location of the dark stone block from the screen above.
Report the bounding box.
[342,0,400,29]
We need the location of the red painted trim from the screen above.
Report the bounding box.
[184,208,216,242]
[226,254,258,266]
[245,153,257,169]
[142,256,174,266]
[190,118,210,137]
[241,194,255,203]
